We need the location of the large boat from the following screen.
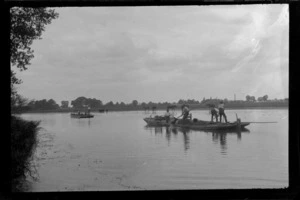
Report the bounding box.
[70,112,94,118]
[143,116,249,130]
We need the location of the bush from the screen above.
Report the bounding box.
[11,115,40,191]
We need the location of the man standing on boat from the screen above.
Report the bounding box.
[218,101,227,123]
[210,104,219,122]
[164,107,172,123]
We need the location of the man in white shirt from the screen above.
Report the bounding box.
[164,108,173,123]
[218,101,228,123]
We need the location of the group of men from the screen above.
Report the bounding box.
[209,101,227,123]
[163,101,228,123]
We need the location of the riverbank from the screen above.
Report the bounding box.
[11,115,40,192]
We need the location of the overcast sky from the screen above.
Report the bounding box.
[14,5,289,104]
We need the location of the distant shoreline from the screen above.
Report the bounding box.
[16,105,288,114]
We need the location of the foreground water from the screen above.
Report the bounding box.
[19,109,288,191]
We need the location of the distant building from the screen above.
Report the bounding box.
[61,101,69,108]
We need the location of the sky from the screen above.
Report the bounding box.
[13,5,289,105]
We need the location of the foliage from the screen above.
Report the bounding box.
[257,95,269,102]
[10,7,59,85]
[11,92,29,113]
[105,101,114,107]
[71,97,103,109]
[178,99,200,104]
[246,95,256,101]
[28,99,60,110]
[132,100,138,107]
[11,116,40,191]
[61,101,69,108]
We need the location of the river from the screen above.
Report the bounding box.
[19,109,288,191]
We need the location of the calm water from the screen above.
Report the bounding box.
[19,109,288,191]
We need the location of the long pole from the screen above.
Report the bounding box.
[245,122,277,123]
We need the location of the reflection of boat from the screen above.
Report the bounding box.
[144,116,249,130]
[70,113,94,118]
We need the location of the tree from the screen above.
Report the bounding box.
[71,97,87,109]
[10,8,59,107]
[47,99,59,110]
[11,94,29,113]
[89,98,102,109]
[178,99,185,104]
[10,8,58,84]
[246,95,256,102]
[250,96,256,101]
[105,101,114,107]
[262,95,268,101]
[246,95,251,101]
[61,101,69,108]
[131,100,138,107]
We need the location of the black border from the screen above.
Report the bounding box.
[3,1,300,199]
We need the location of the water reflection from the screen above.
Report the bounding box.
[181,129,190,152]
[73,118,92,127]
[144,125,249,154]
[154,126,163,134]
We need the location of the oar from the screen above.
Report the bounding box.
[245,122,277,123]
[235,113,277,123]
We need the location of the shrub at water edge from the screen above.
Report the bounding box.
[11,115,40,191]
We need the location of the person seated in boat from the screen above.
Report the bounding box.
[179,104,190,121]
[210,105,219,122]
[164,108,171,123]
[218,101,228,123]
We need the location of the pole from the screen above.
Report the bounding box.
[245,122,277,123]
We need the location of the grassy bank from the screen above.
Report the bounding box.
[11,115,40,192]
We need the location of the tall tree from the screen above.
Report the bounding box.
[10,7,58,96]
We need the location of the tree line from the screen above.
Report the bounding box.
[12,95,289,113]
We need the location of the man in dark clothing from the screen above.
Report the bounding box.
[210,105,219,122]
[181,105,190,120]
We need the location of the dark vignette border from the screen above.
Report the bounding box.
[2,1,300,200]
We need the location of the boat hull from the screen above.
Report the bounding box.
[71,114,94,118]
[143,117,249,130]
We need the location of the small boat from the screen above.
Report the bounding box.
[70,113,94,118]
[143,116,170,126]
[143,116,249,130]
